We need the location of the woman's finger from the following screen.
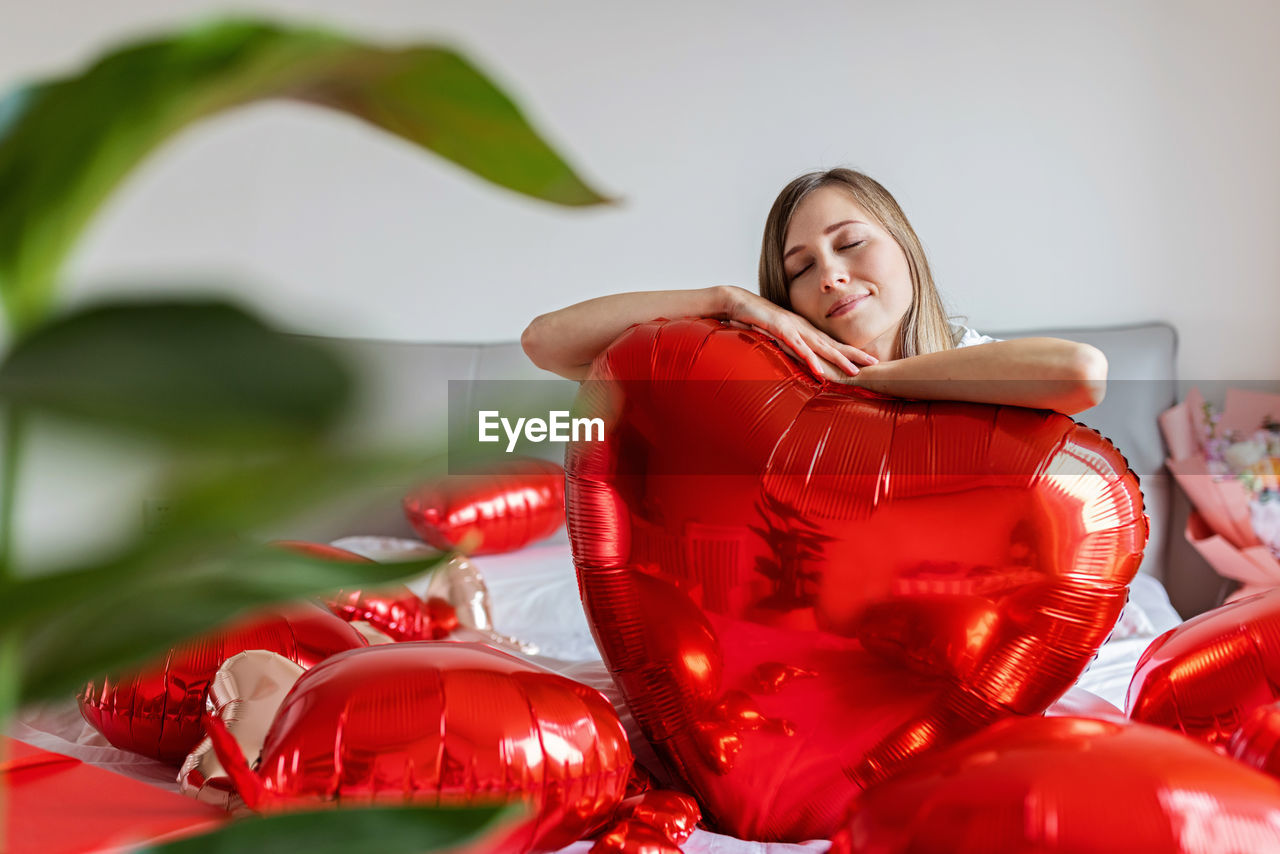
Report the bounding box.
[792,325,860,376]
[782,333,830,381]
[811,337,860,376]
[840,345,878,366]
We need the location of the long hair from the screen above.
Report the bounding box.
[758,168,961,358]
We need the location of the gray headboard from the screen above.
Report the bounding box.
[291,320,1222,618]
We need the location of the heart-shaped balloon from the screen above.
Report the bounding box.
[204,642,633,853]
[829,716,1280,853]
[1128,588,1280,747]
[79,603,367,764]
[325,585,459,642]
[404,457,565,555]
[565,318,1147,841]
[311,547,537,653]
[274,541,461,643]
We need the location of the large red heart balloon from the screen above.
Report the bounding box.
[829,716,1280,853]
[1128,588,1280,748]
[79,603,367,764]
[206,642,633,853]
[565,318,1147,841]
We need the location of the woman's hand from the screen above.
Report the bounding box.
[718,285,878,381]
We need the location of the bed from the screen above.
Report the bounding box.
[7,320,1219,852]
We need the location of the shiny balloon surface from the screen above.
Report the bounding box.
[404,457,566,554]
[214,642,632,853]
[565,318,1147,841]
[325,585,458,642]
[275,541,462,643]
[1128,588,1280,747]
[1230,701,1280,780]
[79,603,366,764]
[831,716,1280,854]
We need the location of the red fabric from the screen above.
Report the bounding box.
[2,736,225,854]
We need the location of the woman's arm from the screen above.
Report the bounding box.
[522,285,877,381]
[838,338,1108,416]
[522,288,727,380]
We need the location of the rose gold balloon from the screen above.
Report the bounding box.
[426,554,542,654]
[1128,589,1280,747]
[79,603,367,764]
[829,716,1280,854]
[205,642,632,853]
[565,318,1147,841]
[320,552,540,652]
[404,457,566,554]
[179,650,306,808]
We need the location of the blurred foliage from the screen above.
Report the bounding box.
[0,16,611,334]
[0,300,352,450]
[0,14,608,851]
[140,804,527,854]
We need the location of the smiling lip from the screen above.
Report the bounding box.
[827,294,869,318]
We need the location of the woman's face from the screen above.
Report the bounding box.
[782,185,914,361]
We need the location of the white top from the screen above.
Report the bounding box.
[954,325,1001,348]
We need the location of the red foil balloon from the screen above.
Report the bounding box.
[79,603,367,764]
[1230,701,1280,779]
[829,716,1280,854]
[206,642,632,853]
[404,457,566,554]
[273,539,462,642]
[613,791,701,846]
[325,585,458,642]
[565,318,1147,841]
[1128,589,1280,747]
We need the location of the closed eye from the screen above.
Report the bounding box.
[787,241,864,282]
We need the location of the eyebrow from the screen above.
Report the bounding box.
[783,220,866,261]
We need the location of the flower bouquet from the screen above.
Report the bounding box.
[1160,387,1280,601]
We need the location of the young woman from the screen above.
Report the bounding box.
[522,168,1107,416]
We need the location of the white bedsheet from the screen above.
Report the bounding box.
[8,536,1184,853]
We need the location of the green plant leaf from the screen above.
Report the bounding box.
[0,16,612,333]
[0,299,351,449]
[2,435,459,702]
[1,442,450,630]
[11,542,451,702]
[139,803,526,854]
[151,444,450,548]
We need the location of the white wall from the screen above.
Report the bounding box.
[3,0,1276,382]
[3,1,1278,572]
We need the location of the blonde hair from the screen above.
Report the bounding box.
[758,168,961,359]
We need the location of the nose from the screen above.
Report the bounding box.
[819,263,849,292]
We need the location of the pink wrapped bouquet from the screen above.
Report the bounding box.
[1160,387,1280,601]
